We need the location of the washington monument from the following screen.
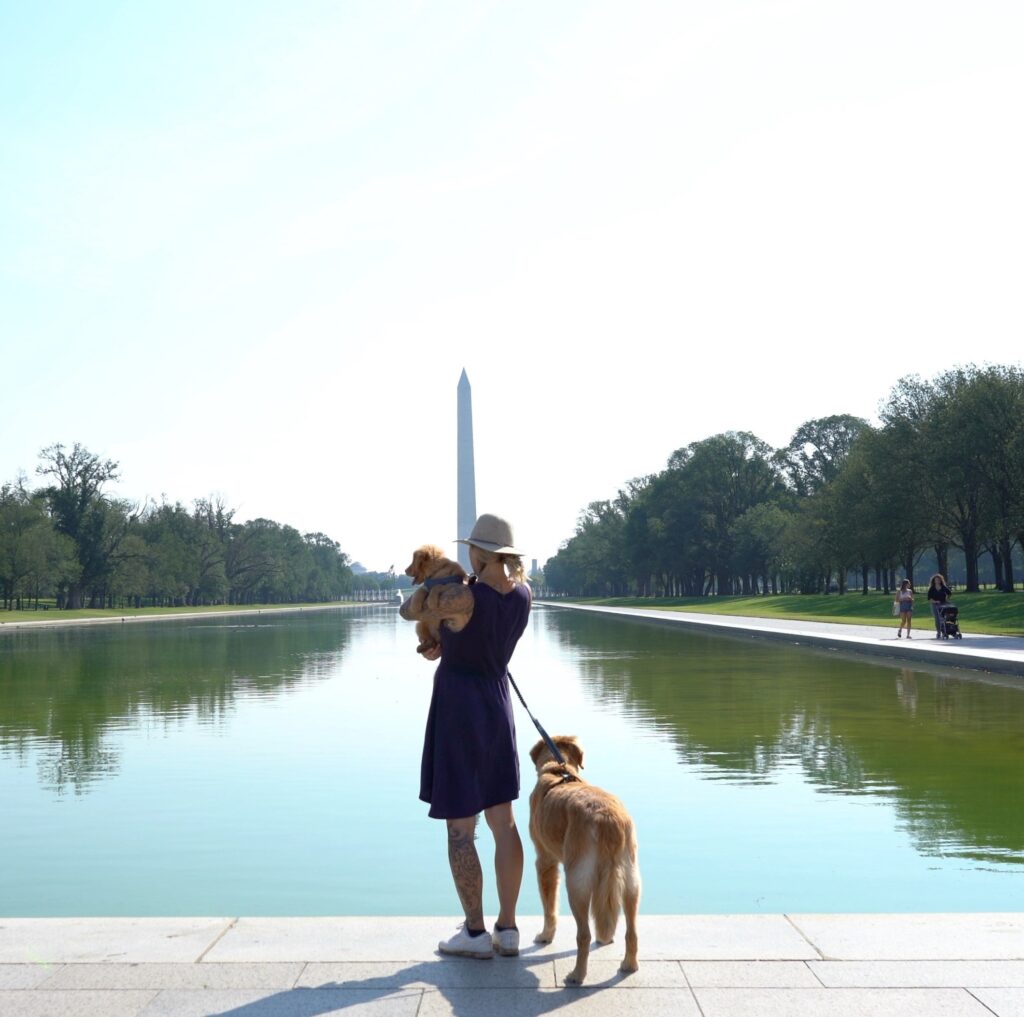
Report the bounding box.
[457,369,477,571]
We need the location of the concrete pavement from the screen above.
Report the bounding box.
[2,914,1023,1015]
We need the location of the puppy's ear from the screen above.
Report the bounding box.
[529,738,547,765]
[557,736,584,770]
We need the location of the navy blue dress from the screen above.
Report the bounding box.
[419,581,532,819]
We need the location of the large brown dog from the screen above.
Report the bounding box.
[399,545,472,653]
[529,735,640,985]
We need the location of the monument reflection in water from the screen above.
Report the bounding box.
[0,605,1021,916]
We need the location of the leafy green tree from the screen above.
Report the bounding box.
[778,415,870,497]
[140,499,235,606]
[303,532,353,601]
[256,522,308,602]
[224,518,281,603]
[639,462,706,596]
[110,533,151,608]
[2,454,356,610]
[828,431,888,591]
[623,499,656,596]
[549,500,631,597]
[961,365,1024,590]
[730,502,796,594]
[881,369,1012,593]
[35,443,136,608]
[0,480,60,609]
[677,432,786,594]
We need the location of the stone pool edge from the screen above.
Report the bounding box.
[538,601,1024,678]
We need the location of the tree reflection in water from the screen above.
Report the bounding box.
[0,611,354,793]
[545,609,1024,867]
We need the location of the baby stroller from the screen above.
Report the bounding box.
[939,604,962,639]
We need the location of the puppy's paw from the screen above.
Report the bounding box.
[564,968,586,985]
[534,928,555,945]
[619,960,639,974]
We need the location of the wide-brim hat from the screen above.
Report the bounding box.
[456,513,522,555]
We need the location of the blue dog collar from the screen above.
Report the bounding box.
[422,574,465,590]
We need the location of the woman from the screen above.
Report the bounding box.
[927,573,952,639]
[402,513,532,959]
[894,579,914,638]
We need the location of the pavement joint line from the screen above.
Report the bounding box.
[290,960,308,990]
[802,958,827,983]
[681,965,706,1017]
[784,914,826,961]
[195,918,238,963]
[967,986,1002,1015]
[804,958,828,988]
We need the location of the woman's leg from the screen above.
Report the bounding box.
[484,802,523,929]
[446,816,485,930]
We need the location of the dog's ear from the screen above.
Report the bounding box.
[556,736,584,770]
[529,738,547,765]
[409,545,441,582]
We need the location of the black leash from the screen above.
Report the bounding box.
[506,672,576,778]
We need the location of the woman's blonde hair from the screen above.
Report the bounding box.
[473,546,529,585]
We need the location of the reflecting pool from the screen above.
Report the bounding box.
[1,605,1021,916]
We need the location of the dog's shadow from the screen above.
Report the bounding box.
[205,941,631,1017]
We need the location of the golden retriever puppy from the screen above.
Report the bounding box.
[399,544,472,653]
[529,735,640,985]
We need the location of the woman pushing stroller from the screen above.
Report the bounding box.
[927,574,953,638]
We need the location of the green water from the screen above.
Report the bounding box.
[1,605,1021,915]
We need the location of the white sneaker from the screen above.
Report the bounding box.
[438,924,493,959]
[492,925,520,956]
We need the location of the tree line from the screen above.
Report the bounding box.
[0,443,356,610]
[543,364,1024,597]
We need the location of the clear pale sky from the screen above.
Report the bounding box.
[2,2,1021,571]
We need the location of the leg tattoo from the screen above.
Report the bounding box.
[447,820,484,929]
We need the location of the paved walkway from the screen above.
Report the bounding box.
[540,602,1024,677]
[2,914,1023,1015]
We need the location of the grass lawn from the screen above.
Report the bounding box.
[5,593,1020,637]
[551,590,1024,636]
[0,602,359,625]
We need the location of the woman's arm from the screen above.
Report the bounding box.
[400,582,475,632]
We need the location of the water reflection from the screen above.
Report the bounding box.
[2,605,1021,915]
[0,610,354,793]
[545,610,1024,867]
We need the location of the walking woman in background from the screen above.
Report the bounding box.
[401,513,532,960]
[927,573,953,638]
[895,579,915,638]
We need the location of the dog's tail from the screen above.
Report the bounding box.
[592,820,639,944]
